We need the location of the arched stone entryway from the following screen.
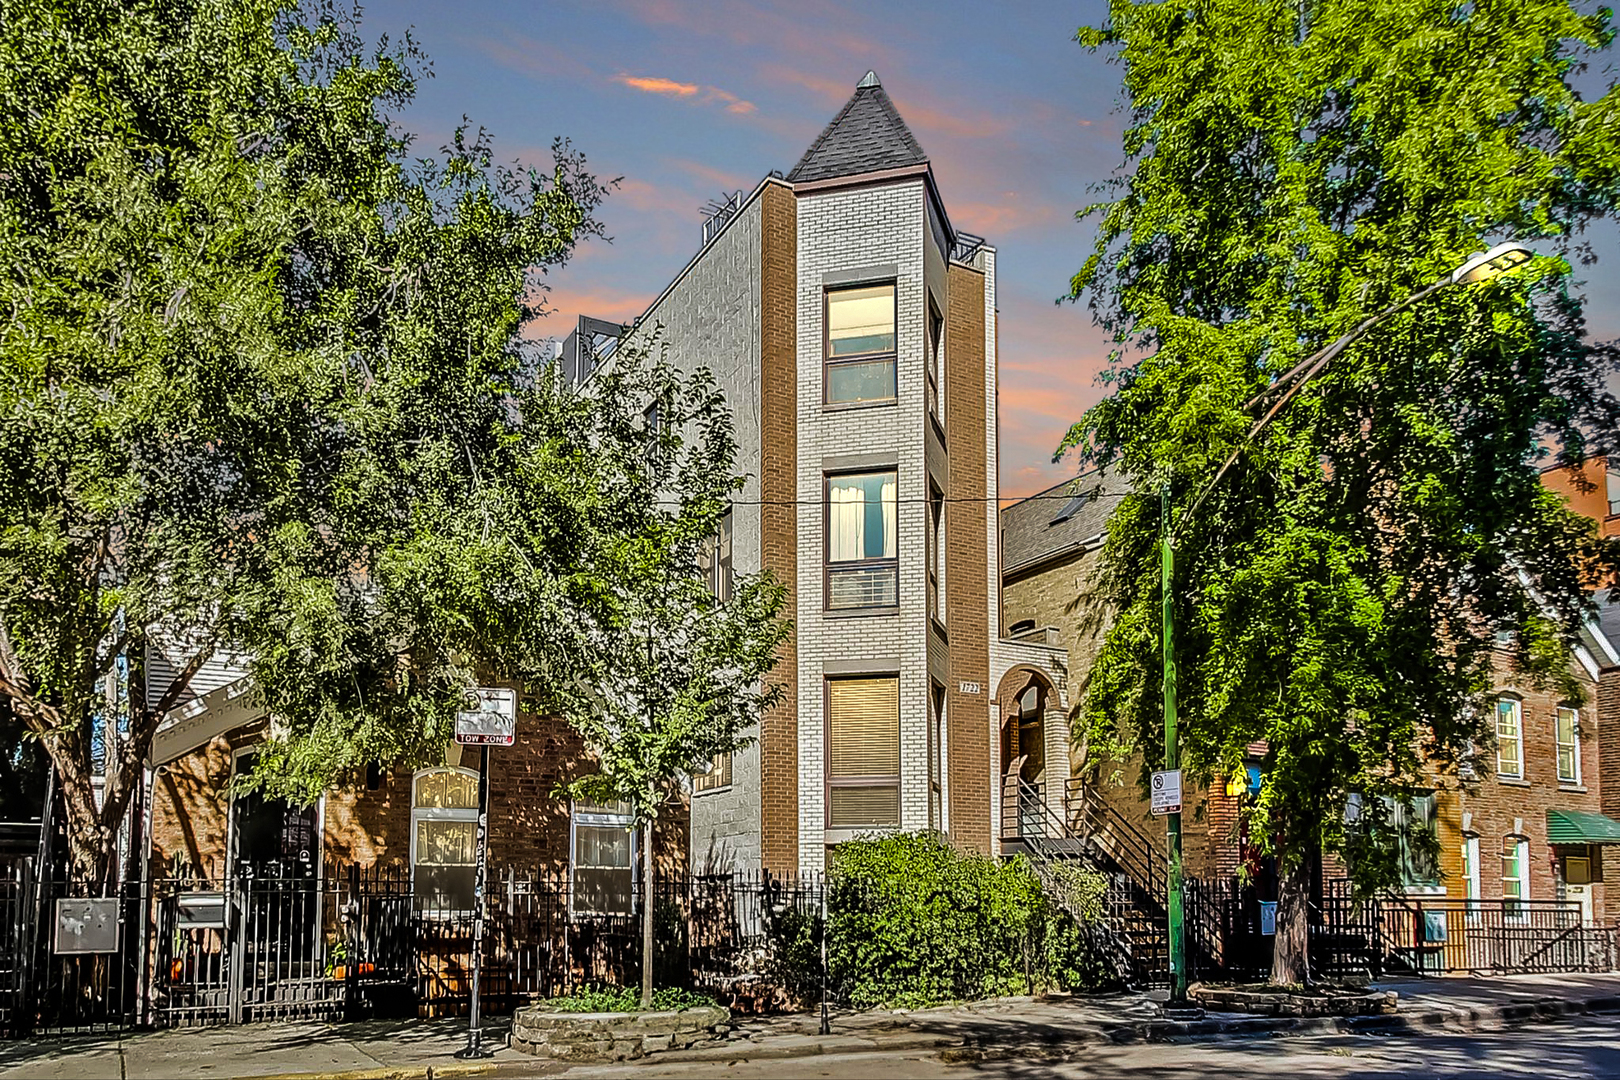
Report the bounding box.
[994,666,1065,841]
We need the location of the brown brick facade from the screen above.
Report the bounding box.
[150,709,688,880]
[757,180,799,874]
[945,263,991,853]
[1452,657,1611,923]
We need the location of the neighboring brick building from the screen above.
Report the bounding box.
[1002,469,1620,927]
[565,72,1056,874]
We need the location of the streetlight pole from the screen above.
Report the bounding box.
[1156,242,1532,1007]
[1161,490,1185,1005]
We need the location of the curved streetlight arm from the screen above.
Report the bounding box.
[1174,275,1453,543]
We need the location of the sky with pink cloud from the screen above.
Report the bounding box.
[362,0,1620,502]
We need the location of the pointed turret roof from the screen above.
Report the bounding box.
[786,72,928,184]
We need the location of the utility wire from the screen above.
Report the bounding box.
[643,492,1107,506]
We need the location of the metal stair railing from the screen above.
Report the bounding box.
[1002,776,1141,988]
[1063,778,1231,973]
[1064,779,1165,903]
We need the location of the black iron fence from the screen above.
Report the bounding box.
[0,861,827,1038]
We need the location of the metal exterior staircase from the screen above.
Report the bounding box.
[1001,775,1227,988]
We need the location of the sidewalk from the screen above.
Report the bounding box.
[4,972,1619,1080]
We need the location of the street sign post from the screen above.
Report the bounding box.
[1150,768,1182,816]
[454,687,512,1060]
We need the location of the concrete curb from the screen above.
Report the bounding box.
[208,992,1620,1077]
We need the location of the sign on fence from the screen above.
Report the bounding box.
[175,891,227,929]
[54,898,120,954]
[455,687,517,746]
[1150,769,1182,816]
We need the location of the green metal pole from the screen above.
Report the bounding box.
[1162,490,1187,1004]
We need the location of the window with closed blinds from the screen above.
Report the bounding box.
[827,676,900,829]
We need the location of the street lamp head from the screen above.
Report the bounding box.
[1449,242,1535,285]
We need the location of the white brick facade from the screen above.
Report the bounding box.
[795,180,933,870]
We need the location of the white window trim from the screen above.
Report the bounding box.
[1496,697,1524,779]
[1463,834,1482,924]
[1556,706,1581,786]
[569,802,639,917]
[409,766,481,914]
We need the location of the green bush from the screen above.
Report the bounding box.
[821,832,1112,1010]
[545,985,718,1013]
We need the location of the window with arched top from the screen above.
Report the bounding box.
[411,767,479,911]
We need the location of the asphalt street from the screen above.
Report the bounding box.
[555,1014,1620,1080]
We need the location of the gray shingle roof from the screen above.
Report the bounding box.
[1594,588,1620,653]
[1001,470,1132,576]
[786,72,928,184]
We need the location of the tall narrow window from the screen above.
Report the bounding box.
[1462,834,1482,923]
[927,486,946,624]
[826,677,900,830]
[1502,835,1529,920]
[827,471,898,609]
[929,683,947,832]
[1496,698,1523,778]
[825,283,897,405]
[699,507,734,603]
[926,300,945,426]
[572,801,636,915]
[1556,706,1580,785]
[412,768,480,911]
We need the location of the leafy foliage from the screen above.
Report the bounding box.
[0,0,603,874]
[825,832,1111,1009]
[1064,0,1620,977]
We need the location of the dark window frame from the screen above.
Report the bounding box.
[824,469,900,614]
[823,281,899,407]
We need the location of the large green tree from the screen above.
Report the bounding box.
[1065,0,1620,983]
[0,0,603,880]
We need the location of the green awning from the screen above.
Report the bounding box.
[1546,809,1620,845]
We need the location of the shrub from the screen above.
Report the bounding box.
[822,832,1111,1009]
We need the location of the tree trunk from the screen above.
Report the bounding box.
[641,819,654,1009]
[1270,856,1313,986]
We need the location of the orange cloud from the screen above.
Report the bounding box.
[612,73,757,115]
[615,74,701,97]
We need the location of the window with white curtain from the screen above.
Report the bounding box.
[1556,706,1580,785]
[826,471,898,609]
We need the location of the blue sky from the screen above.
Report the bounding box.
[362,0,1619,500]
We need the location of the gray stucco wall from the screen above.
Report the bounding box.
[626,196,767,874]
